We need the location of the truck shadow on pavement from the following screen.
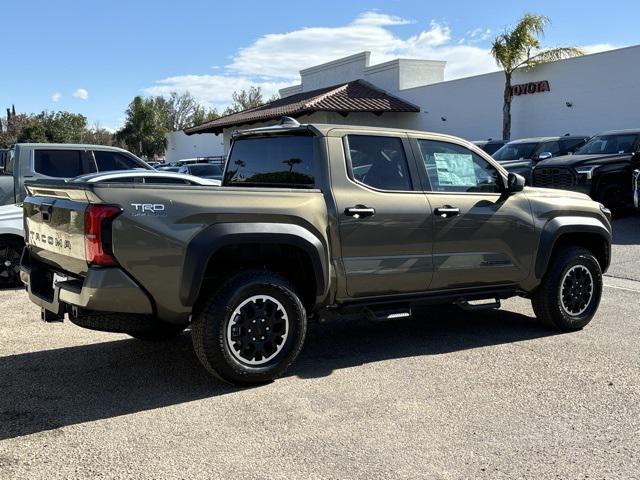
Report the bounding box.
[0,306,554,440]
[293,306,554,379]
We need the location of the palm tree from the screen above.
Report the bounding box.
[491,14,583,141]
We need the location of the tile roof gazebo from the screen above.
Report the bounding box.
[184,79,420,135]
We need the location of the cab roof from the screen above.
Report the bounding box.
[13,143,133,153]
[505,135,588,144]
[233,119,483,147]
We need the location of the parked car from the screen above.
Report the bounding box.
[155,165,181,172]
[0,144,152,287]
[0,203,24,287]
[492,135,589,184]
[0,169,221,287]
[532,129,640,211]
[0,143,151,205]
[471,139,505,155]
[177,163,223,180]
[20,119,611,385]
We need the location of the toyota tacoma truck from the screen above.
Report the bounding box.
[20,119,612,385]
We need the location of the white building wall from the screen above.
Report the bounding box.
[223,45,640,149]
[165,130,225,163]
[393,45,640,140]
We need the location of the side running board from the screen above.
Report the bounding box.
[364,304,412,322]
[455,299,501,311]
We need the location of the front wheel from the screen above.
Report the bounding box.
[532,247,602,331]
[191,270,307,385]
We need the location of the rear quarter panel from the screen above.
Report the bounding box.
[90,184,329,321]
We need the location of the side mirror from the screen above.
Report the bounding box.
[535,152,553,161]
[506,172,525,193]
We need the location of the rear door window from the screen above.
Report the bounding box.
[33,149,87,177]
[225,135,315,187]
[346,135,413,191]
[94,150,141,171]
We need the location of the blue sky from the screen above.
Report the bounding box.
[2,0,638,131]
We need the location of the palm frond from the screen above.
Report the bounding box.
[525,47,585,66]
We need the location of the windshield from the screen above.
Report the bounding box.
[577,134,638,155]
[5,148,15,175]
[492,142,539,161]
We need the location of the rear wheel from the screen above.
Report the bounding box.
[532,247,602,331]
[192,270,307,385]
[0,237,23,289]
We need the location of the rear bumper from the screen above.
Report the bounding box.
[20,250,153,316]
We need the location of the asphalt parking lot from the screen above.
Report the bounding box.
[0,217,638,479]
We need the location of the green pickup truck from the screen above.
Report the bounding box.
[20,119,612,385]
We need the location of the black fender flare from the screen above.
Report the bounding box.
[535,216,611,278]
[180,222,328,306]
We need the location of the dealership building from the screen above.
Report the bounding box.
[184,44,640,151]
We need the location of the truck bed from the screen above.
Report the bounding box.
[23,179,330,322]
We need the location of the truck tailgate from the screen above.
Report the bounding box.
[24,189,90,276]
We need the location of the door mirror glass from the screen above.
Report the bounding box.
[507,172,525,193]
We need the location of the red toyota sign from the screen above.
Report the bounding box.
[511,80,551,97]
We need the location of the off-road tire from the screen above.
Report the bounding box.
[69,311,187,341]
[0,237,24,289]
[531,247,602,331]
[191,269,307,386]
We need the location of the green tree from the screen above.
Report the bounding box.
[190,103,220,127]
[84,122,115,146]
[116,96,166,158]
[0,113,38,146]
[154,91,198,131]
[34,111,88,143]
[224,86,265,115]
[16,116,48,143]
[491,14,583,140]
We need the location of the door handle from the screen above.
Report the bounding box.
[434,206,460,218]
[345,205,376,219]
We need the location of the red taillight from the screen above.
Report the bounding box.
[84,204,122,266]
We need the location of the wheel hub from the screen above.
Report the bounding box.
[226,295,289,366]
[560,265,594,316]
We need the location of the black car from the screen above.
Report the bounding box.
[472,139,506,155]
[177,163,223,180]
[532,129,640,210]
[492,135,589,184]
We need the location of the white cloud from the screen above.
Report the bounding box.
[351,11,414,27]
[51,92,62,102]
[467,28,492,42]
[581,43,618,55]
[73,88,89,100]
[144,75,289,109]
[144,12,621,109]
